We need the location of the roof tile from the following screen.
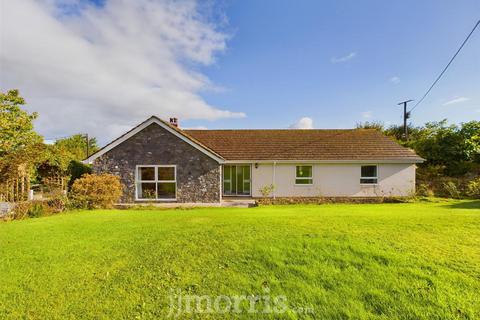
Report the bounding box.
[184,129,423,161]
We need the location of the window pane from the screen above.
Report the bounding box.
[361,165,377,177]
[296,178,313,185]
[138,183,156,199]
[360,178,378,184]
[296,166,312,178]
[237,168,244,194]
[243,181,251,194]
[158,182,176,199]
[224,166,231,180]
[139,167,155,181]
[223,181,231,194]
[231,166,237,194]
[158,167,175,181]
[243,166,250,180]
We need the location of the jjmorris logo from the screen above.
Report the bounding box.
[167,287,314,317]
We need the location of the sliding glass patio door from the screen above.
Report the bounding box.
[223,165,251,196]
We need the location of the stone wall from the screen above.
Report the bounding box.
[92,124,221,203]
[255,196,410,205]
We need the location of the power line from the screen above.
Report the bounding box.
[410,19,480,112]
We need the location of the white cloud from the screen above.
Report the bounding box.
[331,52,356,63]
[389,76,400,84]
[0,0,245,143]
[443,96,470,106]
[361,111,372,119]
[289,117,314,129]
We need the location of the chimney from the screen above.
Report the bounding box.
[169,117,178,127]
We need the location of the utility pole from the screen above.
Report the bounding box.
[85,133,89,158]
[397,100,413,140]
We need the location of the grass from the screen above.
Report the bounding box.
[0,200,479,319]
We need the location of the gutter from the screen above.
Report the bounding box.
[224,159,424,164]
[272,161,276,200]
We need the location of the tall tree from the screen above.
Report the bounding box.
[0,89,42,156]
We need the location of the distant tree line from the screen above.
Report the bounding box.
[357,120,480,177]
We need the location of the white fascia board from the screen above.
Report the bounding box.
[83,118,225,164]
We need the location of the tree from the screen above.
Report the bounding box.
[355,121,385,131]
[384,124,422,142]
[0,89,42,156]
[54,134,99,161]
[67,160,92,190]
[402,120,480,176]
[0,90,44,201]
[459,121,480,163]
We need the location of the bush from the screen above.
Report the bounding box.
[68,160,92,191]
[416,183,434,197]
[11,201,50,220]
[466,178,480,199]
[70,174,122,209]
[259,184,275,198]
[441,181,461,199]
[27,202,47,218]
[47,194,70,212]
[10,202,31,220]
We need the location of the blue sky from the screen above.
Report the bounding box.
[186,0,480,130]
[1,0,479,143]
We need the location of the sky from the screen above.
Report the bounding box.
[1,0,479,144]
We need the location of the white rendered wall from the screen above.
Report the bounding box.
[250,163,416,197]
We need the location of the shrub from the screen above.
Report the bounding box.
[27,202,47,218]
[67,160,92,191]
[70,174,122,209]
[466,178,480,199]
[259,184,275,198]
[47,194,70,212]
[10,202,31,220]
[416,183,434,197]
[441,181,461,199]
[11,201,51,220]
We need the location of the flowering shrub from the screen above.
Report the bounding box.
[70,174,122,209]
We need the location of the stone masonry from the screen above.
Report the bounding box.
[92,123,221,203]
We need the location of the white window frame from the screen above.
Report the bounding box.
[360,165,378,185]
[135,165,177,201]
[295,165,313,186]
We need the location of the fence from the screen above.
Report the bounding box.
[0,175,30,202]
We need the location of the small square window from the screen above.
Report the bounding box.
[360,165,378,184]
[295,165,313,185]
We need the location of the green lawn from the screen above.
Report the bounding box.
[1,201,479,319]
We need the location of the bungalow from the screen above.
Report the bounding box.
[84,116,424,203]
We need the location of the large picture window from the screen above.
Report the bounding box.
[136,165,176,200]
[360,165,378,184]
[295,165,313,185]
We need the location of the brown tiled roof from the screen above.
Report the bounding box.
[184,129,423,161]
